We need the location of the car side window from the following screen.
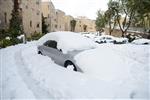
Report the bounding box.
[44,40,57,49]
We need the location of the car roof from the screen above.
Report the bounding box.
[38,31,96,53]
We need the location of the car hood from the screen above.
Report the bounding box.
[67,47,96,57]
[67,50,84,57]
[74,46,143,82]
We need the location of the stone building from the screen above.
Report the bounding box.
[0,0,42,37]
[42,1,67,32]
[75,16,96,32]
[0,0,13,29]
[41,1,96,33]
[64,15,74,31]
[0,0,97,38]
[42,1,57,32]
[55,9,66,31]
[75,18,83,32]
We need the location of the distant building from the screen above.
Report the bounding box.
[0,0,42,37]
[0,0,13,29]
[64,15,74,31]
[42,1,67,32]
[75,16,96,32]
[0,0,97,37]
[41,1,96,33]
[42,1,57,32]
[55,9,66,31]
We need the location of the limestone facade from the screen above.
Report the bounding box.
[41,1,57,32]
[55,9,65,31]
[41,1,96,33]
[75,16,96,32]
[64,15,74,31]
[0,0,42,37]
[0,0,96,37]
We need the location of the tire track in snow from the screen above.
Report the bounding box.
[15,47,53,99]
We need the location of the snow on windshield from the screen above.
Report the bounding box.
[38,31,97,53]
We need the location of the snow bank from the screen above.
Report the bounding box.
[37,31,97,53]
[75,44,149,98]
[132,38,150,45]
[21,45,122,98]
[1,41,149,99]
[1,44,35,99]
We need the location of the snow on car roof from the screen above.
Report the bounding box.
[37,31,97,53]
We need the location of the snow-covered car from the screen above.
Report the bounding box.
[37,31,97,71]
[94,35,115,44]
[132,38,150,45]
[113,37,128,44]
[95,35,128,44]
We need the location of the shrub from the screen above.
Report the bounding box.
[0,29,10,40]
[31,33,43,40]
[11,37,22,45]
[0,37,22,48]
[126,34,136,42]
[0,39,12,48]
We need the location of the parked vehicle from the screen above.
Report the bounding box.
[37,32,96,72]
[113,37,128,44]
[94,35,115,44]
[95,35,128,44]
[132,38,150,45]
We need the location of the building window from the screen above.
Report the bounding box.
[37,23,40,28]
[30,21,32,27]
[37,11,40,15]
[36,0,40,5]
[55,25,57,28]
[56,12,58,15]
[4,12,7,24]
[26,5,28,9]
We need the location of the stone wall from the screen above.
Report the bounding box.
[0,0,42,37]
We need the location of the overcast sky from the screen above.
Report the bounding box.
[42,0,108,20]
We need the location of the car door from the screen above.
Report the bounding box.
[43,40,66,66]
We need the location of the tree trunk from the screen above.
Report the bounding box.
[109,21,112,35]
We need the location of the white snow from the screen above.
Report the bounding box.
[132,38,150,45]
[1,43,36,99]
[17,34,24,39]
[1,40,149,99]
[38,31,97,53]
[75,43,149,98]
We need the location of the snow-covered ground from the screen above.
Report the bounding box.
[0,41,149,99]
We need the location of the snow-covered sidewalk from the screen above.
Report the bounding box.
[1,42,149,99]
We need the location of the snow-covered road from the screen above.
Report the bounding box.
[15,47,53,99]
[1,42,149,99]
[1,43,35,99]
